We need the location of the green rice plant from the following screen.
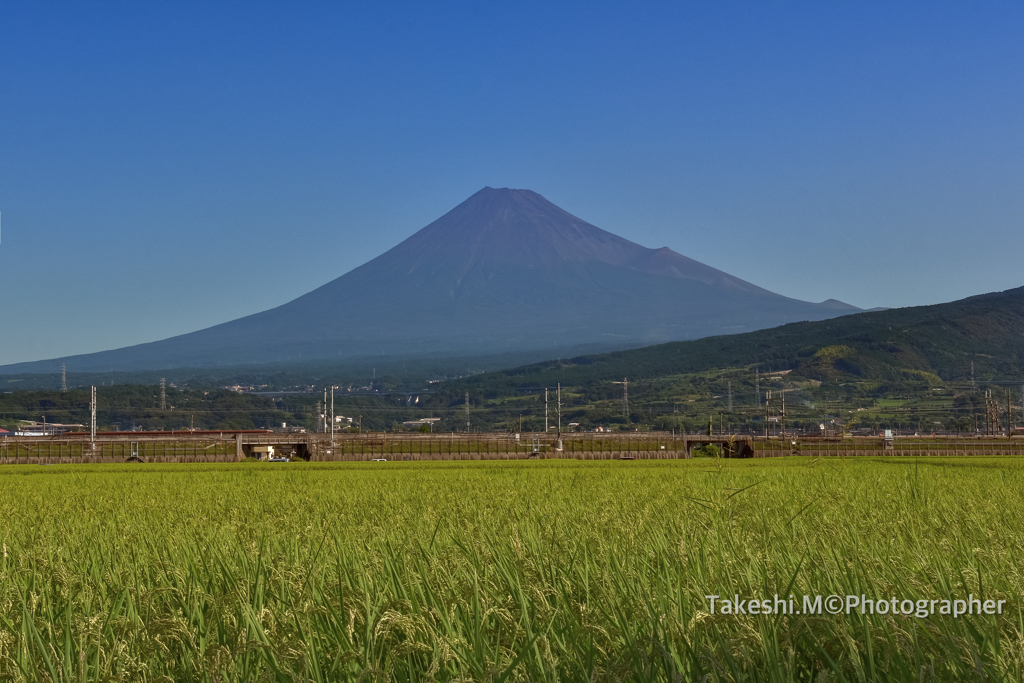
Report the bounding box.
[0,458,1020,681]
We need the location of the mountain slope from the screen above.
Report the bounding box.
[2,187,860,373]
[446,286,1024,393]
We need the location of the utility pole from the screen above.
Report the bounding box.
[984,389,1004,436]
[983,390,988,435]
[60,364,67,393]
[623,378,628,420]
[555,383,563,450]
[764,390,771,438]
[781,387,786,437]
[984,391,994,435]
[465,392,470,432]
[90,386,96,450]
[545,388,549,432]
[727,380,732,412]
[755,370,760,406]
[985,390,990,435]
[611,378,629,422]
[971,362,975,387]
[994,391,999,436]
[1008,389,1013,437]
[991,391,997,436]
[159,378,166,410]
[323,387,328,433]
[557,383,562,435]
[330,386,336,448]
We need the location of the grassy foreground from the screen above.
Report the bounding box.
[0,458,1021,682]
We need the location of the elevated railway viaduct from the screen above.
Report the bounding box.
[2,431,1022,464]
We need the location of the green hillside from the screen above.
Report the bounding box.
[451,286,1024,389]
[428,287,1024,434]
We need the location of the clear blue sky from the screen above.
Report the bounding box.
[1,2,1022,366]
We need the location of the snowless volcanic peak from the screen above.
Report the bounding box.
[402,186,645,266]
[347,186,770,299]
[0,187,861,373]
[362,187,646,284]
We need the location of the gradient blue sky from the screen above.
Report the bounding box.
[1,2,1022,366]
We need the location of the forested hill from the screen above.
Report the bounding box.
[446,286,1024,393]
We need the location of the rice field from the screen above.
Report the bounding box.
[0,457,1021,682]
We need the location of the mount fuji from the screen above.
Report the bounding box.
[1,187,861,373]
